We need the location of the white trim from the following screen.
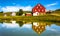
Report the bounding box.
[33,12,39,16]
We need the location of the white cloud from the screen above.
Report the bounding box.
[46,2,58,7]
[21,24,32,29]
[1,6,32,12]
[46,26,58,32]
[2,22,19,28]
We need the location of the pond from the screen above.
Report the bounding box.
[0,20,60,36]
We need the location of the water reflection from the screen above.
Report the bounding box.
[32,22,46,34]
[3,22,19,28]
[0,20,60,36]
[16,21,24,27]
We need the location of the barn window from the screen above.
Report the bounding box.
[37,7,38,8]
[38,4,40,6]
[38,9,40,11]
[35,9,37,11]
[40,7,42,8]
[38,6,40,9]
[42,10,44,12]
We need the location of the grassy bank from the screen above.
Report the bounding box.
[0,15,60,22]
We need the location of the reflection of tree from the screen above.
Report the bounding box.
[0,20,3,24]
[54,23,60,26]
[16,21,23,27]
[3,20,11,23]
[46,22,60,26]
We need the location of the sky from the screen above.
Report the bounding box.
[0,0,60,12]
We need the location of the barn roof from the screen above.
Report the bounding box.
[32,3,46,9]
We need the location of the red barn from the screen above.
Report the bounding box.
[32,3,46,16]
[25,13,32,16]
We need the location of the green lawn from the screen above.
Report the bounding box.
[0,14,60,22]
[0,11,60,22]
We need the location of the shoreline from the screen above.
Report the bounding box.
[0,15,60,22]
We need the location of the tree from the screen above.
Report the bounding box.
[0,11,3,13]
[46,10,52,14]
[55,9,60,11]
[0,11,3,16]
[19,9,23,15]
[16,21,24,27]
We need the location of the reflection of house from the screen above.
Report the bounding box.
[11,21,16,24]
[32,3,46,16]
[32,22,46,34]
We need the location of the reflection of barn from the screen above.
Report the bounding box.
[32,22,46,34]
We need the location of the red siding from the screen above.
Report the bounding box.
[25,14,32,16]
[32,4,46,13]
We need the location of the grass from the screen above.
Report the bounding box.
[0,14,60,22]
[0,11,60,22]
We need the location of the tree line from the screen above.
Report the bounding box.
[0,9,60,15]
[0,9,23,16]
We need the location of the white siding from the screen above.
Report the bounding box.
[22,14,25,16]
[11,12,16,16]
[33,12,39,16]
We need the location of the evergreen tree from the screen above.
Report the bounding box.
[0,11,3,13]
[19,9,23,15]
[55,9,60,11]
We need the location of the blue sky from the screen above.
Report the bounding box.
[0,0,60,12]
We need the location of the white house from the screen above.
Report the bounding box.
[11,12,16,16]
[4,14,7,17]
[33,12,39,16]
[22,14,25,16]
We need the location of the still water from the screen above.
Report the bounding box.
[0,20,60,36]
